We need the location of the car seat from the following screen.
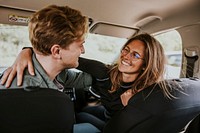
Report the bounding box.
[0,87,75,133]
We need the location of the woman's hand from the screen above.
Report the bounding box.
[0,48,34,88]
[120,89,134,106]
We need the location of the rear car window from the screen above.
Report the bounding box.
[0,24,182,79]
[154,30,182,79]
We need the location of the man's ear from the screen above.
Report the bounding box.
[50,44,61,59]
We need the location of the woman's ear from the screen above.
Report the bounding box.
[50,44,61,59]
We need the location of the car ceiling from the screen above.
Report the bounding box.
[0,0,199,37]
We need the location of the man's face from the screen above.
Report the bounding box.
[60,38,85,68]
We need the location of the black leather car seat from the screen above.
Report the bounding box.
[0,87,75,133]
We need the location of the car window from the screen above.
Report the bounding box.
[0,24,127,73]
[0,24,31,72]
[81,33,127,64]
[154,30,182,79]
[0,24,182,80]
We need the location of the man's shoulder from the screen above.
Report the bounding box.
[0,70,38,89]
[0,76,19,89]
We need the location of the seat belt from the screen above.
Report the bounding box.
[184,49,199,78]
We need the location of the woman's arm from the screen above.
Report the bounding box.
[56,58,110,89]
[78,57,109,79]
[0,48,34,87]
[0,49,109,87]
[57,69,93,89]
[103,105,151,133]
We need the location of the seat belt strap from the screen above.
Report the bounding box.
[185,55,198,78]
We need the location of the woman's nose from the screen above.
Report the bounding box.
[123,52,132,60]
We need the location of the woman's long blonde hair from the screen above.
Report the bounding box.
[109,33,174,98]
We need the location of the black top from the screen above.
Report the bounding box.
[78,58,200,133]
[104,78,200,133]
[78,57,133,116]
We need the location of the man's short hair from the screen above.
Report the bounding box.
[29,5,88,55]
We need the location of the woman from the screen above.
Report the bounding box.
[0,33,171,131]
[77,33,169,113]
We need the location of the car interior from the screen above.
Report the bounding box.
[0,0,200,132]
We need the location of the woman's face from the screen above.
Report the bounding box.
[118,40,145,75]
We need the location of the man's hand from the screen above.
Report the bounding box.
[0,48,35,88]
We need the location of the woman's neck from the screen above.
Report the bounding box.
[122,73,139,83]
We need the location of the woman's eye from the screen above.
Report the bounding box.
[134,53,140,59]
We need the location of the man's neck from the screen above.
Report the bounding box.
[35,54,62,80]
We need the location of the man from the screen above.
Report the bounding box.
[0,5,100,133]
[0,5,92,90]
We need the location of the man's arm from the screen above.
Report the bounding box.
[0,48,34,88]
